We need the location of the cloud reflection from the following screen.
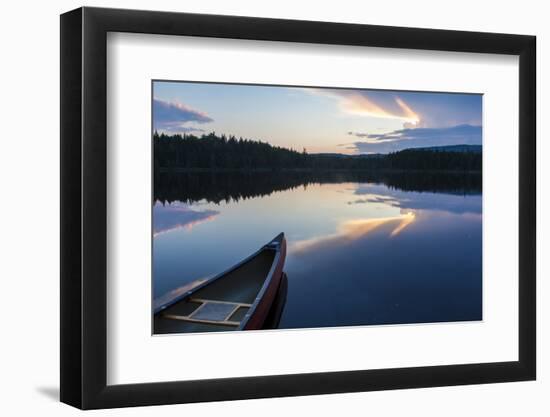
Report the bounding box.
[153,203,219,237]
[352,184,482,215]
[292,212,415,253]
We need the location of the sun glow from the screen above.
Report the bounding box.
[339,93,422,127]
[304,88,422,127]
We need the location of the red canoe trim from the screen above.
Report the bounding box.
[243,237,287,330]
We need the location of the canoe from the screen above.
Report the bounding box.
[262,272,288,330]
[154,233,287,334]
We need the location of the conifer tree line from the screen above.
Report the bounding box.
[153,132,482,172]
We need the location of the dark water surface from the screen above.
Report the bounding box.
[153,171,482,329]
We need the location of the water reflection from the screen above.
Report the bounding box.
[153,203,219,237]
[352,182,482,215]
[155,170,481,205]
[153,172,482,329]
[292,212,416,253]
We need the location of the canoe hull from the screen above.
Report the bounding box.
[243,237,286,330]
[262,273,288,330]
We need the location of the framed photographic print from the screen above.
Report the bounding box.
[60,7,536,409]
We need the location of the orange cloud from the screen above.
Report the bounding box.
[395,97,421,127]
[305,88,422,126]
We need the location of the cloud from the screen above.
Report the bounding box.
[304,88,422,127]
[153,98,213,134]
[336,142,359,150]
[301,88,482,132]
[347,131,403,143]
[349,124,482,154]
[395,97,421,128]
[347,131,369,138]
[161,126,206,134]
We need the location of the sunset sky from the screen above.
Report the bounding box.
[153,81,482,154]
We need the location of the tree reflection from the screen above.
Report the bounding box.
[154,170,482,205]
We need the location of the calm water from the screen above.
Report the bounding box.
[153,172,482,329]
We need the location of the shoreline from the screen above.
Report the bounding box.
[157,167,482,174]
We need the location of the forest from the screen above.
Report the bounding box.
[153,132,482,172]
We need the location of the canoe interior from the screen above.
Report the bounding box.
[154,249,276,334]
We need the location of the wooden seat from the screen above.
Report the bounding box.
[161,298,252,327]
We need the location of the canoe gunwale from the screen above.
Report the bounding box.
[238,245,283,330]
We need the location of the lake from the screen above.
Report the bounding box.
[153,171,482,330]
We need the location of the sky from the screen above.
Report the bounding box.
[153,81,482,154]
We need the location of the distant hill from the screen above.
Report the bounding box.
[310,153,349,158]
[313,145,482,158]
[407,145,482,153]
[313,153,384,159]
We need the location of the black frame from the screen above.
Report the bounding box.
[60,6,536,409]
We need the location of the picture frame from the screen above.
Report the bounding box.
[60,6,536,409]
